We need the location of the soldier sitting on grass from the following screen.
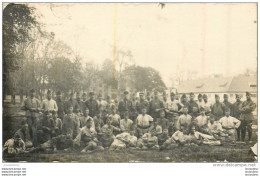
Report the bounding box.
[14,119,33,148]
[74,118,104,153]
[3,133,26,154]
[136,130,159,150]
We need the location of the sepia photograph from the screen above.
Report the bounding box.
[2,2,258,163]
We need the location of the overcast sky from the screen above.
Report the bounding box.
[27,3,257,86]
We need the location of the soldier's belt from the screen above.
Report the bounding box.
[137,125,150,129]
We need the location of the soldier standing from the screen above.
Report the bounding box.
[232,94,243,141]
[86,91,99,118]
[149,90,164,121]
[136,92,149,114]
[21,89,41,147]
[118,90,134,120]
[56,91,65,121]
[211,94,225,120]
[223,94,233,112]
[239,92,256,142]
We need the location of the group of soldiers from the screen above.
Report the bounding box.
[3,88,256,154]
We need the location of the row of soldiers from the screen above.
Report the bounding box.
[3,89,256,154]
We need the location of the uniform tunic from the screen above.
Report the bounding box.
[86,99,99,117]
[211,102,225,120]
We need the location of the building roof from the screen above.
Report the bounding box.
[228,75,257,93]
[177,75,257,94]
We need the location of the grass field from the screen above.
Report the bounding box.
[2,103,258,163]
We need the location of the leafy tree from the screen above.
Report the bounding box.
[123,65,166,92]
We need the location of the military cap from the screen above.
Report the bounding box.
[47,89,51,94]
[246,92,250,96]
[190,92,195,96]
[223,94,228,98]
[139,92,144,96]
[124,90,129,95]
[89,91,95,95]
[203,94,207,98]
[198,93,203,98]
[67,104,73,108]
[30,89,36,93]
[82,92,87,96]
[181,94,187,99]
[170,92,175,96]
[235,94,240,98]
[215,94,219,98]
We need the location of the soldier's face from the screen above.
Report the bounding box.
[215,97,220,102]
[141,108,147,114]
[47,93,52,99]
[84,109,89,116]
[224,97,228,101]
[90,94,94,99]
[191,127,196,134]
[183,108,188,114]
[57,94,62,99]
[236,97,241,102]
[198,97,202,102]
[225,111,230,117]
[68,107,73,114]
[246,94,250,100]
[171,95,175,101]
[30,92,35,98]
[203,97,207,102]
[140,95,144,100]
[124,94,128,99]
[160,111,165,118]
[124,114,129,120]
[83,95,87,100]
[190,95,194,101]
[22,124,28,131]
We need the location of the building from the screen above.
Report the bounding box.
[177,75,257,103]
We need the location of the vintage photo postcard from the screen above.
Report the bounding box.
[2,2,258,164]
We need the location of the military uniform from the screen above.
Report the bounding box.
[239,97,256,141]
[118,99,134,120]
[232,98,243,140]
[211,102,225,120]
[21,96,41,138]
[149,99,164,120]
[86,99,99,117]
[56,97,65,120]
[136,99,149,114]
[62,113,80,139]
